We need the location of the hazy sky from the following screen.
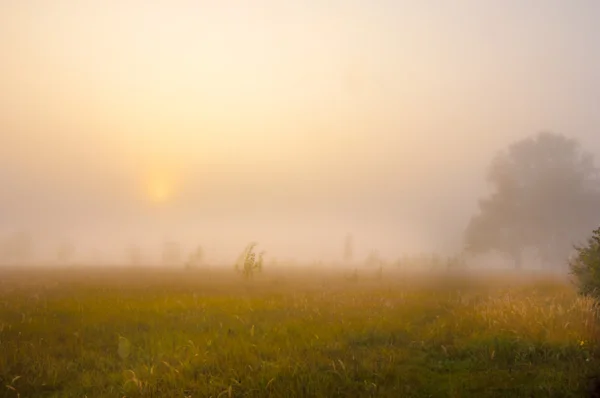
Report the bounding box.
[1,1,600,262]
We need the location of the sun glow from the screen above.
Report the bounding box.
[145,173,176,204]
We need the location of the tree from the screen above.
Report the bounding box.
[185,245,204,270]
[464,132,600,270]
[365,249,382,268]
[569,227,600,300]
[343,234,354,264]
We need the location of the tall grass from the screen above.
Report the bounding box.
[0,267,598,397]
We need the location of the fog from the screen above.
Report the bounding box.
[1,1,600,264]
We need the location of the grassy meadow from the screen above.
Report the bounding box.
[0,266,599,397]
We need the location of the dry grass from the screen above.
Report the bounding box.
[0,266,598,397]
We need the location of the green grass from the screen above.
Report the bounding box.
[0,267,599,397]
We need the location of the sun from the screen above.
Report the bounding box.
[145,174,176,204]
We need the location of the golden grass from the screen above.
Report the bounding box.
[0,266,598,397]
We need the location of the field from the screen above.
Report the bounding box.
[0,266,599,397]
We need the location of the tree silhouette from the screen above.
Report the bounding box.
[343,234,354,264]
[464,132,600,270]
[365,249,382,268]
[185,245,204,270]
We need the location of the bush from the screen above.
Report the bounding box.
[234,242,264,279]
[570,227,600,300]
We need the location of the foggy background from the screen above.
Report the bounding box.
[1,1,600,264]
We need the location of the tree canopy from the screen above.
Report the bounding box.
[464,132,600,269]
